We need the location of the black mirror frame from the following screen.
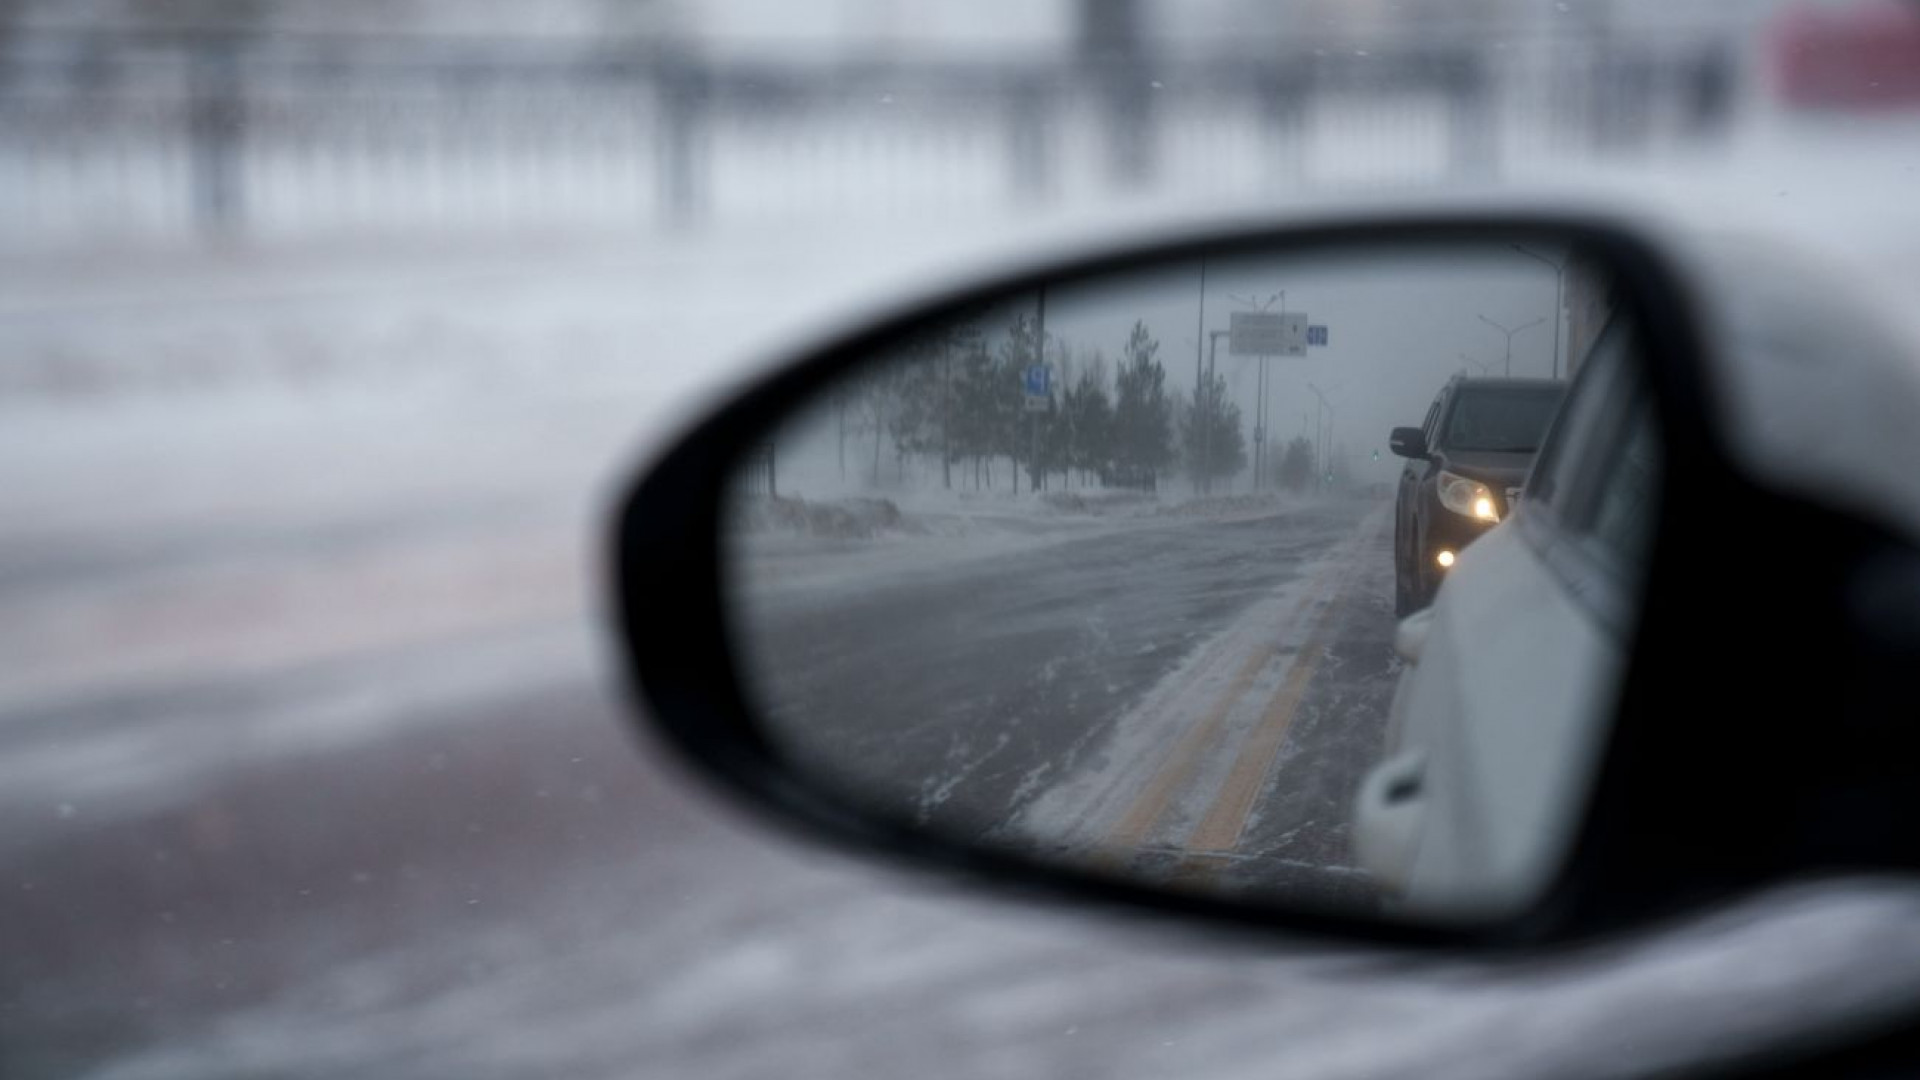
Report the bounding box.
[608,209,1873,951]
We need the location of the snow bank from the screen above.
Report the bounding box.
[734,495,924,540]
[1037,489,1159,516]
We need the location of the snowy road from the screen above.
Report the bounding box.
[734,495,1398,909]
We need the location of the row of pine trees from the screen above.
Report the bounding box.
[834,312,1274,494]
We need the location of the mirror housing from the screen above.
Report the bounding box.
[1389,426,1429,460]
[610,207,1920,952]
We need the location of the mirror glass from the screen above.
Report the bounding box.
[718,234,1661,924]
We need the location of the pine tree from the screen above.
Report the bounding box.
[1279,435,1316,493]
[998,311,1046,493]
[1180,369,1247,491]
[1111,321,1174,490]
[1061,349,1113,487]
[946,321,1020,491]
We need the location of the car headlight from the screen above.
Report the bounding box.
[1437,470,1500,523]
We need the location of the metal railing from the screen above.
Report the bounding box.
[0,29,1742,244]
[734,443,778,500]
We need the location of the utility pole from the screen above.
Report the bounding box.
[1193,259,1207,494]
[942,340,953,489]
[1227,289,1283,490]
[1270,290,1284,492]
[1308,382,1336,490]
[1203,329,1228,493]
[1511,244,1568,378]
[1030,284,1049,494]
[1478,314,1546,377]
[1251,358,1263,490]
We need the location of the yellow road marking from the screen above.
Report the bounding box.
[1096,563,1343,858]
[1099,643,1275,852]
[1180,509,1386,862]
[1184,634,1332,853]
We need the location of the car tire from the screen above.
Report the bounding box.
[1393,514,1416,616]
[1408,522,1437,613]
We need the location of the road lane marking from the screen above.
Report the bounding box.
[1095,561,1345,858]
[1180,507,1387,861]
[1183,635,1333,853]
[1098,643,1276,853]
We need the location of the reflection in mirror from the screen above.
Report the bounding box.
[719,236,1660,924]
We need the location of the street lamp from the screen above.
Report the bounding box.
[1477,314,1546,378]
[1202,329,1229,494]
[1227,289,1285,490]
[1510,244,1567,379]
[1307,381,1338,489]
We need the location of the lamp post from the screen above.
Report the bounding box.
[1228,290,1283,490]
[1203,329,1229,493]
[1477,314,1546,377]
[1511,244,1568,379]
[1307,381,1337,489]
[1193,260,1206,493]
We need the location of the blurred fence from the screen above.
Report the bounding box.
[0,29,1741,244]
[735,443,778,499]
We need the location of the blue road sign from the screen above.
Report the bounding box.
[1024,364,1051,397]
[1307,325,1329,347]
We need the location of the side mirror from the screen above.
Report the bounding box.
[611,210,1920,949]
[1388,426,1429,459]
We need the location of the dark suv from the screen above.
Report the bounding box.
[1390,377,1566,614]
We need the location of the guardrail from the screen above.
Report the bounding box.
[0,29,1741,243]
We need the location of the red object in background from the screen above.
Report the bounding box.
[1767,0,1920,109]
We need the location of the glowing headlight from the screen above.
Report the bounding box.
[1436,549,1456,569]
[1437,471,1500,523]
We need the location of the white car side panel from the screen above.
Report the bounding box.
[1368,520,1624,919]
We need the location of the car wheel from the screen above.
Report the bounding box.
[1393,514,1416,616]
[1413,542,1443,610]
[1409,526,1437,612]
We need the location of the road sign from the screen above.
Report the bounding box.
[1023,364,1051,411]
[1023,364,1050,396]
[1229,312,1307,356]
[1308,325,1329,347]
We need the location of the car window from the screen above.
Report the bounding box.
[1420,397,1444,444]
[1439,388,1564,453]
